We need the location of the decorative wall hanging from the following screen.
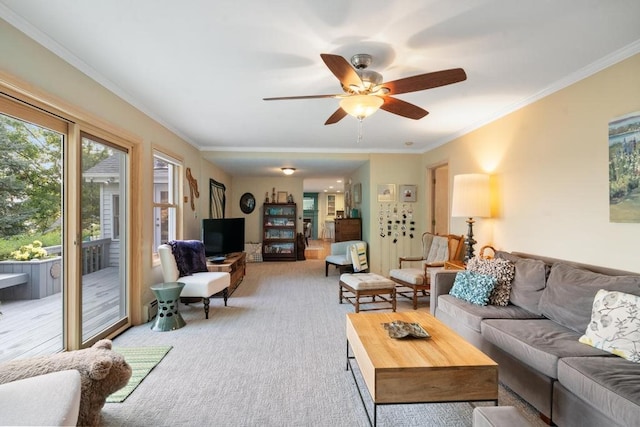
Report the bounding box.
[609,111,640,223]
[377,184,396,202]
[399,185,417,202]
[186,168,199,211]
[240,192,256,214]
[209,179,226,219]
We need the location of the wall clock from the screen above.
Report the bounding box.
[240,192,256,214]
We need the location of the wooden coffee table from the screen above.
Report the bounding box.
[346,311,498,426]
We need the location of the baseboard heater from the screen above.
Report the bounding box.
[144,299,158,323]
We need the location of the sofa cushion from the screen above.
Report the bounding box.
[325,254,351,266]
[426,235,449,263]
[437,295,543,333]
[579,289,640,363]
[389,268,425,285]
[0,370,81,426]
[467,257,515,306]
[450,271,496,306]
[481,319,610,378]
[509,258,548,314]
[539,262,640,333]
[558,356,640,427]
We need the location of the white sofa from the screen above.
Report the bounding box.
[0,370,81,426]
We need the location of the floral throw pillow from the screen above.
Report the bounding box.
[449,271,497,306]
[467,257,515,306]
[579,289,640,363]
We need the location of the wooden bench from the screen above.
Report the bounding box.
[0,273,29,290]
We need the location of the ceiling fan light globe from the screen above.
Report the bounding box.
[340,95,384,119]
[357,69,383,90]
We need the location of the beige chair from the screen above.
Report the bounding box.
[158,243,231,319]
[389,233,464,309]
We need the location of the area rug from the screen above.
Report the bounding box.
[106,346,172,403]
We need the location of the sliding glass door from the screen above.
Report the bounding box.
[80,133,128,342]
[0,109,65,362]
[0,95,131,360]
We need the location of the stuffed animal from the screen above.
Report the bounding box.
[0,339,132,426]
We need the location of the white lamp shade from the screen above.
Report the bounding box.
[339,95,383,119]
[451,174,490,218]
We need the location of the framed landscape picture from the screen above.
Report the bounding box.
[377,184,396,202]
[609,111,640,223]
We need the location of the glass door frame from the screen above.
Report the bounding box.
[0,82,136,353]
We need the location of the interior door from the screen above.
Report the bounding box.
[432,164,449,235]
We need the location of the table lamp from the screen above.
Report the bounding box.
[451,174,490,262]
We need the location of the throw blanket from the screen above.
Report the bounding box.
[349,242,368,272]
[169,240,208,277]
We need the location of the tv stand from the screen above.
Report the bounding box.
[207,252,246,295]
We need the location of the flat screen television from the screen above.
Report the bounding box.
[202,217,245,257]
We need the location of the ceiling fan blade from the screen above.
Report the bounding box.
[320,53,362,89]
[380,97,429,120]
[324,108,348,125]
[383,68,467,95]
[263,94,340,101]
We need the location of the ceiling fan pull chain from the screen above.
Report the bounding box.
[357,117,364,143]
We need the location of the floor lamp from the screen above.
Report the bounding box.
[451,174,490,262]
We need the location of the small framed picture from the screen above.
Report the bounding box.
[277,191,288,203]
[399,185,417,202]
[377,184,396,202]
[353,183,362,204]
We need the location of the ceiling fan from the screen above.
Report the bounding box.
[263,53,467,125]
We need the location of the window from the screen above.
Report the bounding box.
[153,151,181,255]
[303,197,315,211]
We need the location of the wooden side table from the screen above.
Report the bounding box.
[445,260,466,270]
[207,252,246,295]
[150,282,186,331]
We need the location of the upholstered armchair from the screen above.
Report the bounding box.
[389,233,464,309]
[158,241,231,319]
[325,240,368,276]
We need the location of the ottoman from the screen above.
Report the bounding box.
[472,406,533,427]
[339,273,396,313]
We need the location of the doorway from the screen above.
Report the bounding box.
[431,164,449,235]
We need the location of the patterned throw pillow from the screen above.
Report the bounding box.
[244,242,263,262]
[579,289,640,363]
[467,257,515,306]
[449,271,497,306]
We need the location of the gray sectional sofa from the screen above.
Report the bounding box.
[430,251,640,427]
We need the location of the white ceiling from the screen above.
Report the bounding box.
[2,0,640,192]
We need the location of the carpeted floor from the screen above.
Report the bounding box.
[102,259,547,426]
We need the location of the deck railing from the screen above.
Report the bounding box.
[44,238,113,275]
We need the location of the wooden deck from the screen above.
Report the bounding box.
[0,267,122,363]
